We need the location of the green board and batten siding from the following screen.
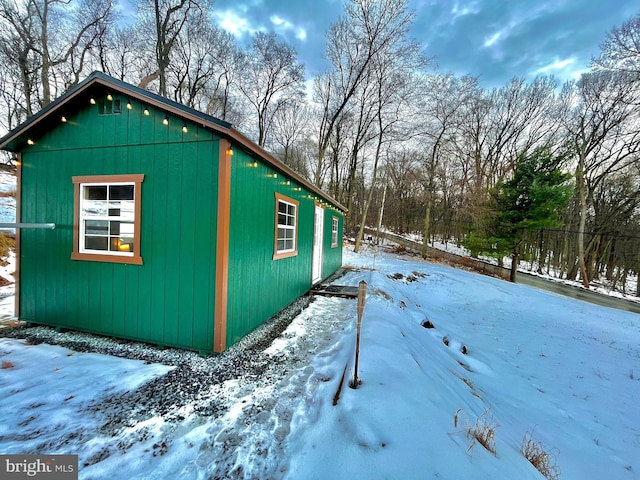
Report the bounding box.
[225,148,343,347]
[18,95,220,352]
[3,72,344,353]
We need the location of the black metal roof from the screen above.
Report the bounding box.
[0,71,231,151]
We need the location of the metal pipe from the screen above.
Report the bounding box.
[0,223,56,230]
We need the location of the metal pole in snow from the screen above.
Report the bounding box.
[351,280,367,388]
[0,223,56,229]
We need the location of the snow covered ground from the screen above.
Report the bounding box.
[1,245,639,479]
[421,234,639,302]
[0,171,16,227]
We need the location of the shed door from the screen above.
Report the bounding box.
[312,205,324,284]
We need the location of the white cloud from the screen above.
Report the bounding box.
[483,31,502,47]
[271,15,287,27]
[213,9,257,38]
[531,57,587,82]
[451,1,480,21]
[533,57,575,74]
[270,14,307,41]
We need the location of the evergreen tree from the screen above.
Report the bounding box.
[465,147,573,282]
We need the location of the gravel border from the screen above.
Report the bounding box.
[2,295,314,429]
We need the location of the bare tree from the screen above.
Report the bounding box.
[237,32,305,148]
[98,26,150,83]
[0,0,115,114]
[560,70,640,287]
[341,74,378,228]
[353,32,423,251]
[135,0,206,96]
[592,13,640,75]
[0,0,39,117]
[313,0,420,187]
[201,31,243,123]
[169,21,238,111]
[417,74,478,257]
[271,99,311,170]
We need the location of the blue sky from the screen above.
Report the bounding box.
[209,0,638,88]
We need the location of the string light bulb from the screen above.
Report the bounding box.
[182,123,188,133]
[162,115,169,126]
[27,139,35,145]
[106,93,113,101]
[61,116,67,123]
[143,106,150,116]
[126,101,132,110]
[89,98,96,105]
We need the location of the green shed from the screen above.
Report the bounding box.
[0,71,345,353]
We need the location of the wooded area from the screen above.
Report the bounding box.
[1,0,639,295]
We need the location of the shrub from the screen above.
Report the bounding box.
[521,430,560,480]
[454,408,499,454]
[0,232,15,260]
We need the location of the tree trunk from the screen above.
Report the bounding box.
[575,159,590,287]
[40,0,52,106]
[421,199,432,259]
[354,113,384,252]
[536,229,546,274]
[375,182,387,245]
[637,253,640,297]
[588,233,601,282]
[510,248,519,283]
[604,240,615,282]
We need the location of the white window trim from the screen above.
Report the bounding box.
[274,193,299,260]
[331,216,339,248]
[79,181,136,257]
[72,174,144,265]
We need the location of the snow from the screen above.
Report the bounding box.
[404,232,640,303]
[0,250,15,318]
[0,339,173,455]
[0,171,16,231]
[1,245,640,479]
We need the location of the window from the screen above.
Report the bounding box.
[274,193,298,260]
[72,174,144,265]
[98,99,121,115]
[331,216,339,247]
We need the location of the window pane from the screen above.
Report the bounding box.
[119,222,134,235]
[85,236,108,251]
[85,220,108,234]
[120,236,134,253]
[82,200,108,217]
[278,213,286,225]
[288,205,296,225]
[109,185,134,200]
[85,186,107,200]
[110,236,134,252]
[116,200,135,220]
[277,239,286,251]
